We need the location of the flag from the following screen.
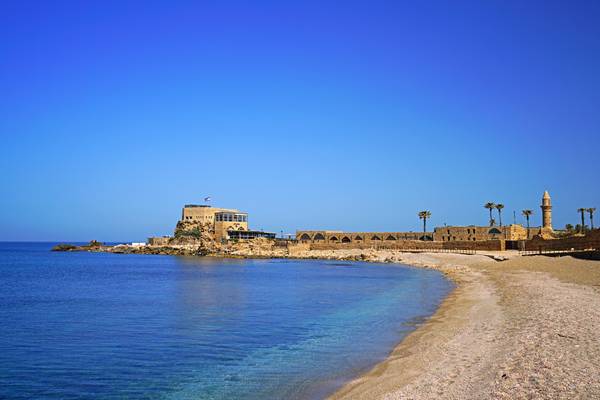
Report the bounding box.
[204,196,211,202]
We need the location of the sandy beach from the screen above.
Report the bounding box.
[316,251,600,399]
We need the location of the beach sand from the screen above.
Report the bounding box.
[323,251,600,400]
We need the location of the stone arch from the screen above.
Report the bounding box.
[386,235,396,241]
[488,228,502,235]
[354,235,363,241]
[341,236,351,243]
[371,235,381,241]
[419,235,433,241]
[329,236,339,242]
[299,233,311,241]
[314,233,326,241]
[238,226,245,230]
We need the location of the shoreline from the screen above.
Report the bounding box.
[327,252,498,399]
[327,251,600,399]
[52,243,600,398]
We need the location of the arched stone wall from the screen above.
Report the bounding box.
[314,233,326,241]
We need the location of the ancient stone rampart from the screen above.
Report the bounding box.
[308,239,505,251]
[523,230,600,252]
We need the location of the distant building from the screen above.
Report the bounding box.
[147,236,170,246]
[298,191,555,245]
[181,204,274,241]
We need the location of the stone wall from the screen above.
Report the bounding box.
[287,242,311,256]
[433,224,534,241]
[296,231,434,244]
[147,236,171,246]
[523,230,600,252]
[308,239,505,251]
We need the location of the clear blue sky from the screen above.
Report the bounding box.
[1,0,599,242]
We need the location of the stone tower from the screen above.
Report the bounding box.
[541,190,553,231]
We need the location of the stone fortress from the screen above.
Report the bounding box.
[181,204,249,240]
[296,191,557,249]
[147,191,598,254]
[148,204,275,245]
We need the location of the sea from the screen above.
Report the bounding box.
[0,242,452,400]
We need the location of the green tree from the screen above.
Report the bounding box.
[565,223,574,232]
[522,209,533,239]
[418,211,432,234]
[484,202,496,226]
[495,203,505,227]
[577,208,586,233]
[587,208,596,230]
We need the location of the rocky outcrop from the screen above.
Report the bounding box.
[52,240,104,252]
[170,220,220,254]
[51,243,78,251]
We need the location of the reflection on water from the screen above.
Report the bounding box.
[0,243,453,400]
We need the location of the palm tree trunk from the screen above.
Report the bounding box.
[581,211,585,233]
[526,216,530,239]
[423,218,426,233]
[499,210,502,227]
[489,209,493,226]
[591,212,595,230]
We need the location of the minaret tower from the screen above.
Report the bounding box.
[541,190,553,231]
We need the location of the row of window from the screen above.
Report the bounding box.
[228,231,276,240]
[445,228,477,234]
[441,236,478,241]
[215,213,247,222]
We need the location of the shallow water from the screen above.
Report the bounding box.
[0,242,452,399]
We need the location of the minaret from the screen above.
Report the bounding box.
[541,190,552,231]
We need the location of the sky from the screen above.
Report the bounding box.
[1,0,599,242]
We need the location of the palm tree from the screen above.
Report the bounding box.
[484,202,496,226]
[578,208,586,233]
[588,208,596,230]
[565,223,574,232]
[495,203,505,227]
[522,209,533,238]
[418,211,431,234]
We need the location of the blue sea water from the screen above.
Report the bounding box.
[0,242,452,400]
